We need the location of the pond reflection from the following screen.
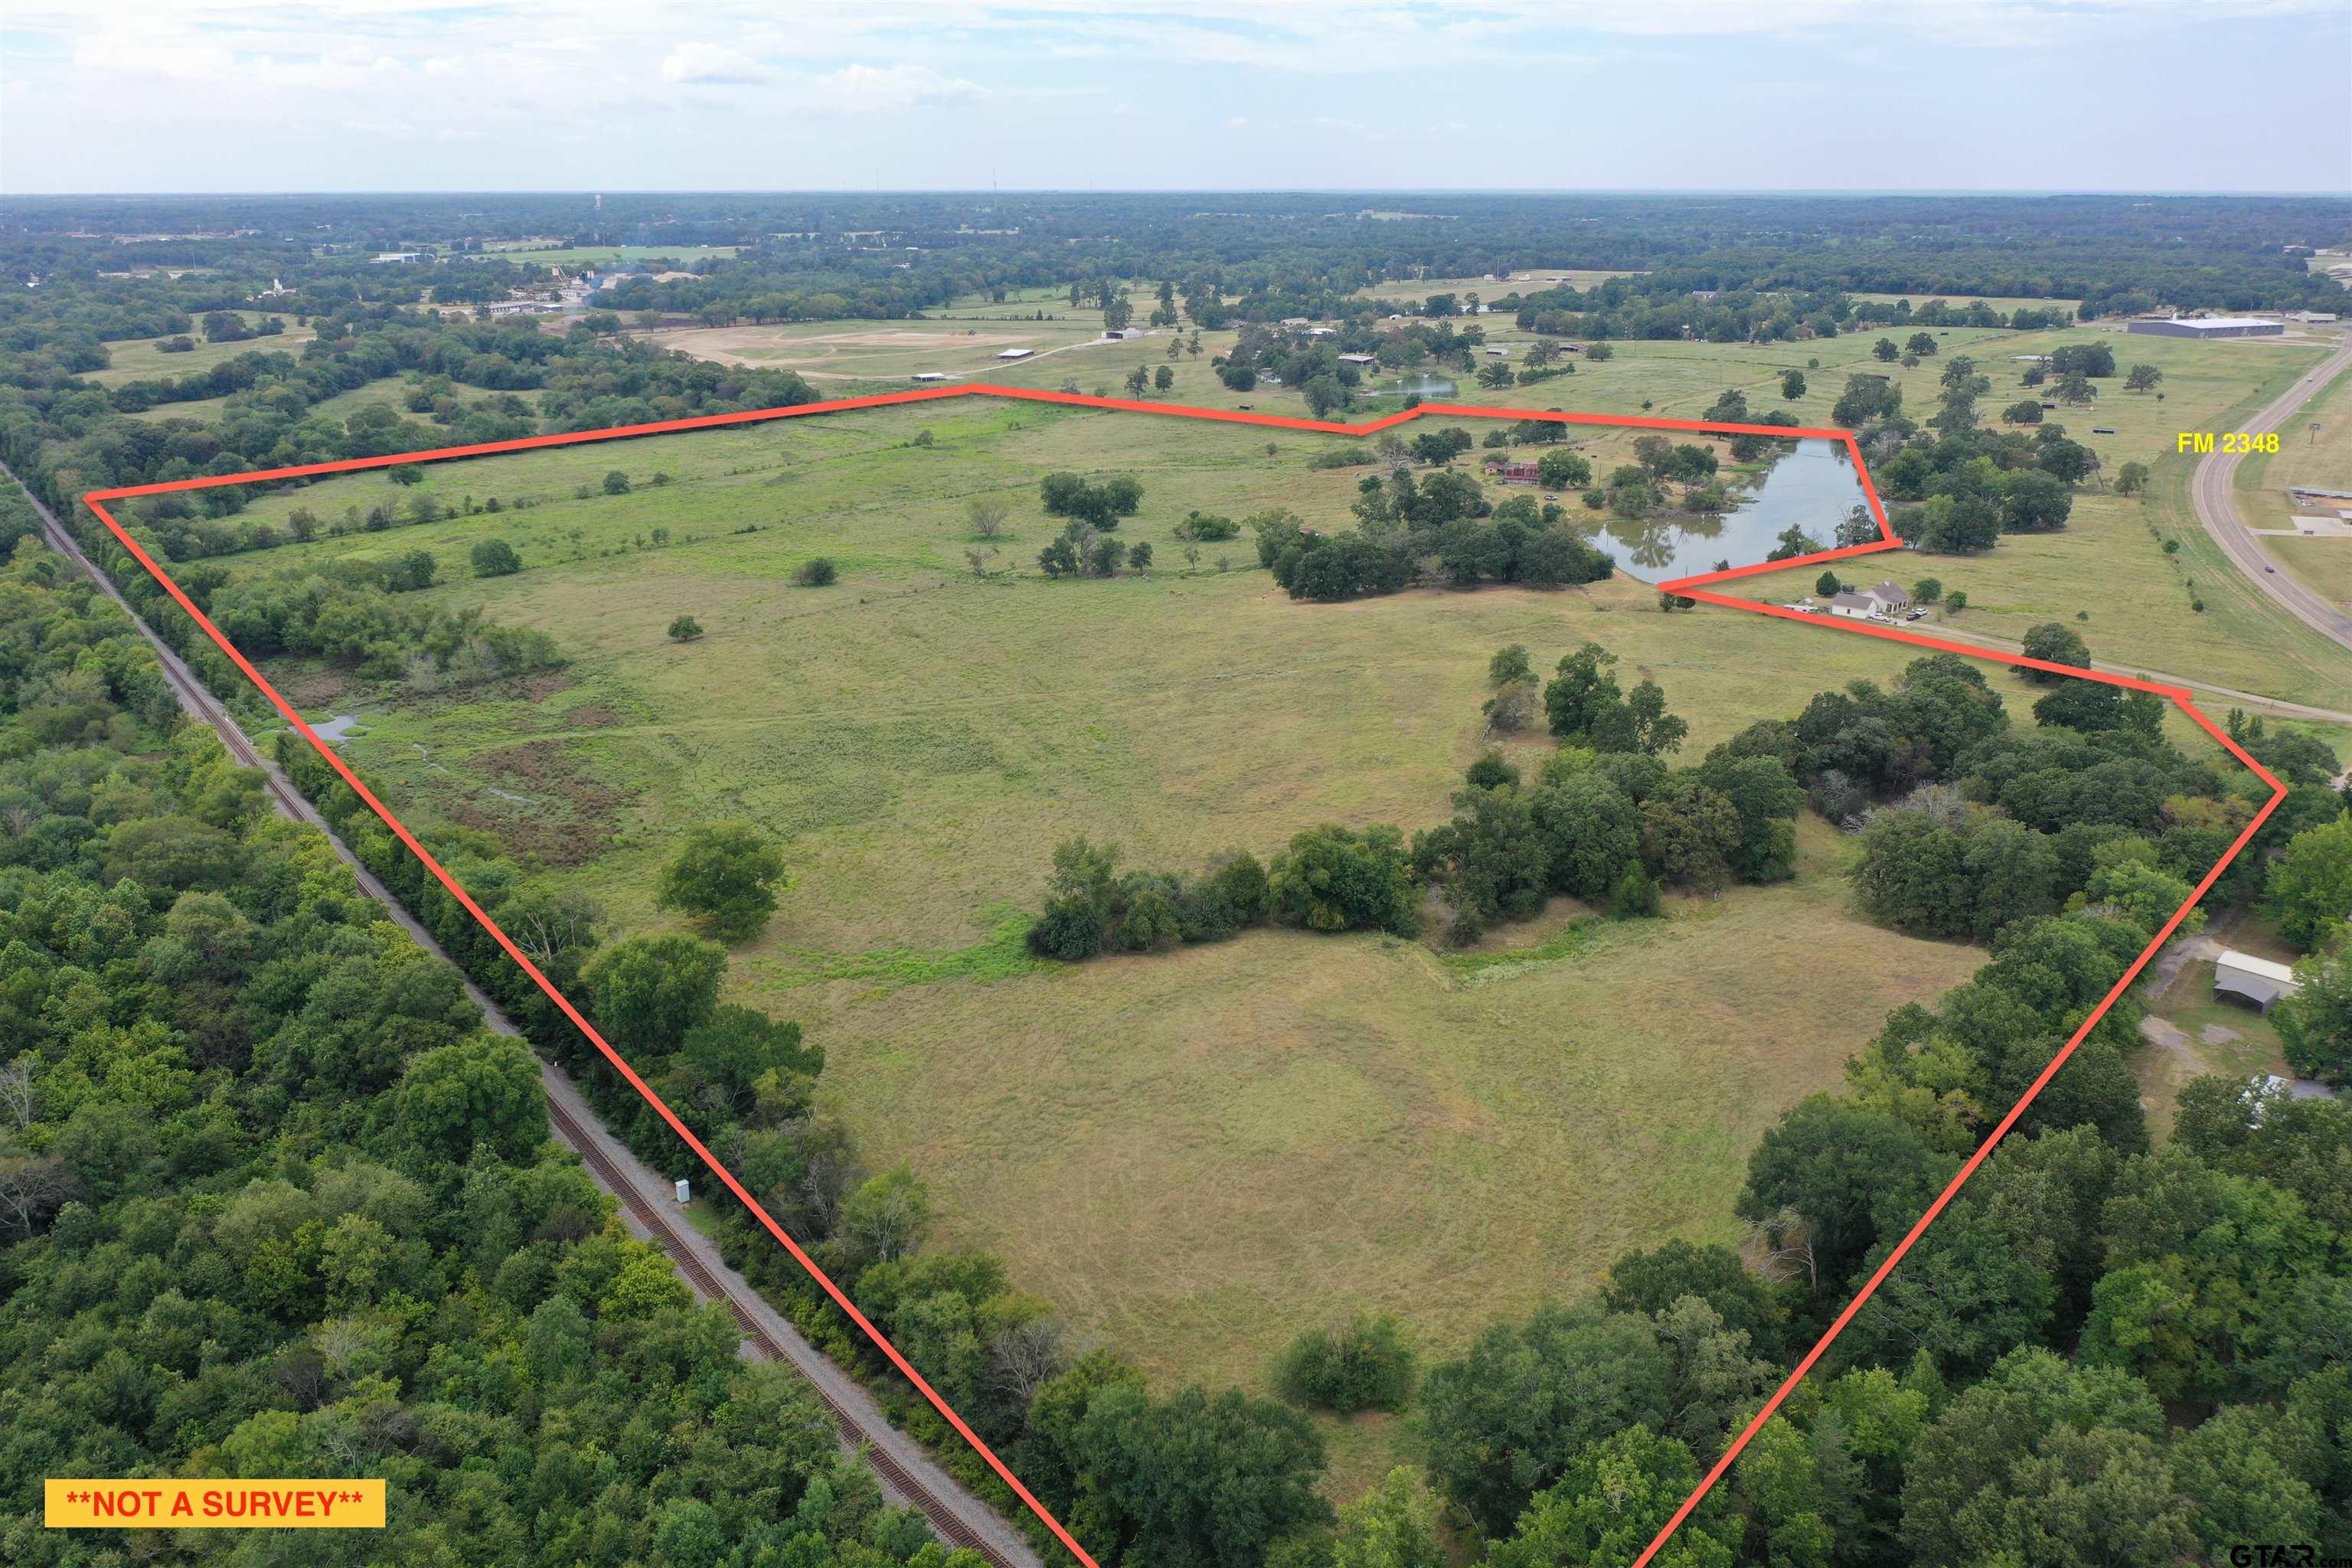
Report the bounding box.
[1576,439,1867,583]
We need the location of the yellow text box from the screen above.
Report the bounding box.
[46,1479,384,1528]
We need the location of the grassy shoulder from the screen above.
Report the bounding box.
[2239,360,2352,613]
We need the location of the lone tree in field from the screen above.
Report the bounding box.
[2125,364,2164,393]
[967,496,1009,537]
[1781,370,1807,400]
[657,822,789,943]
[470,539,522,578]
[668,615,704,642]
[1816,570,1843,598]
[2116,461,2151,495]
[603,470,631,495]
[793,557,838,586]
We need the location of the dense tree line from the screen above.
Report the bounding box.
[0,542,987,1568]
[9,194,2341,404]
[1404,766,2351,1568]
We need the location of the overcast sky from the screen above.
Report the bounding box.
[5,1,2348,196]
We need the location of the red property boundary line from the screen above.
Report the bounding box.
[72,384,2282,1568]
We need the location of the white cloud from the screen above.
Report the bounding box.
[0,0,2338,191]
[659,41,769,85]
[806,63,987,111]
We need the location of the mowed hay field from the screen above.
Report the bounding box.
[208,398,2008,1409]
[2239,361,2352,612]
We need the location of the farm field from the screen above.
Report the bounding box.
[191,398,2035,1426]
[631,317,1155,384]
[87,310,313,385]
[2238,361,2352,613]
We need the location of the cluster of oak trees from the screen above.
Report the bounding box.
[1819,345,2126,557]
[1026,642,1791,953]
[1255,479,1617,603]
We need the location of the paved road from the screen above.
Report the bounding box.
[8,466,1039,1568]
[2189,331,2352,651]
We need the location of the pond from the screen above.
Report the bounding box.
[1363,372,1458,400]
[1576,438,1872,583]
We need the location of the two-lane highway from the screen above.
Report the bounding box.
[2189,331,2352,652]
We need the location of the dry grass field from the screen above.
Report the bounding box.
[194,398,2034,1430]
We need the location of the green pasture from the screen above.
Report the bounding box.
[87,312,314,386]
[201,399,2042,1409]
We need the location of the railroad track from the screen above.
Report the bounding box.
[539,1095,1015,1566]
[12,466,1033,1568]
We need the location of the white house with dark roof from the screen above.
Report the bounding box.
[1825,591,1886,621]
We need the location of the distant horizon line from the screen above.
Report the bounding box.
[6,186,2349,201]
